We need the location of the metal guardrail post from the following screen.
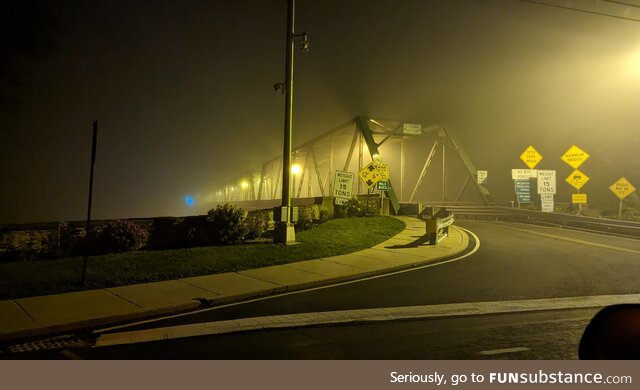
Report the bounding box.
[420,207,455,245]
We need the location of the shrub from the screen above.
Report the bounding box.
[335,196,381,218]
[318,207,331,223]
[242,210,272,240]
[148,218,181,249]
[295,207,316,231]
[72,229,104,256]
[335,197,365,218]
[207,204,248,245]
[179,216,211,247]
[42,223,78,259]
[98,220,148,253]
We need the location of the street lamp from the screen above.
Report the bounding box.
[241,180,249,201]
[274,0,308,244]
[291,163,301,198]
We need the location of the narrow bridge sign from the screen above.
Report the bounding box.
[561,145,589,169]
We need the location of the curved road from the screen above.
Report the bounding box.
[9,220,640,359]
[107,220,640,328]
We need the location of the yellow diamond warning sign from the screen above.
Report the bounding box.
[520,145,543,169]
[565,169,590,190]
[609,177,636,200]
[358,162,382,189]
[561,145,589,169]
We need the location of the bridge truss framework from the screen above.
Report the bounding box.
[215,116,494,213]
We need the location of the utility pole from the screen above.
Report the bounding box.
[274,0,308,244]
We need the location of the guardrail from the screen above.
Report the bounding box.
[419,207,455,245]
[408,204,640,239]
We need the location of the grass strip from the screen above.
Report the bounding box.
[0,217,405,300]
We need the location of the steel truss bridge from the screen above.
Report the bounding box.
[215,116,494,214]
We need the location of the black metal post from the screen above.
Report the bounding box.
[275,0,296,244]
[81,120,97,285]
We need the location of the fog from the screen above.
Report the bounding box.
[1,0,639,224]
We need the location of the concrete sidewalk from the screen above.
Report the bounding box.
[0,216,470,342]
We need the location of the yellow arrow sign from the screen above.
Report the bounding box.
[609,177,636,200]
[565,169,590,190]
[358,162,382,189]
[520,145,543,169]
[561,145,589,169]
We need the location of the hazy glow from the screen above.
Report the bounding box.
[628,47,640,73]
[241,181,249,189]
[291,164,302,174]
[372,153,383,165]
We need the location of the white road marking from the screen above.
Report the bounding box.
[488,223,640,255]
[479,347,531,356]
[95,293,640,348]
[95,227,481,334]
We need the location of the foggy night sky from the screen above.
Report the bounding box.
[2,0,640,224]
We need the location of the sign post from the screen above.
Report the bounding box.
[561,145,590,212]
[82,120,98,285]
[513,146,542,208]
[609,177,637,219]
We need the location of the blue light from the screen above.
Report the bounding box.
[184,196,195,206]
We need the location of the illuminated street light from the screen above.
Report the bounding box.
[241,180,249,201]
[291,163,301,198]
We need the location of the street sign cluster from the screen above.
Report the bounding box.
[513,146,557,212]
[512,146,544,208]
[561,145,589,205]
[514,179,532,203]
[512,143,636,215]
[357,161,390,190]
[333,158,392,206]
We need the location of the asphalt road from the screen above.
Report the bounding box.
[105,220,640,330]
[15,308,600,359]
[6,220,640,359]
